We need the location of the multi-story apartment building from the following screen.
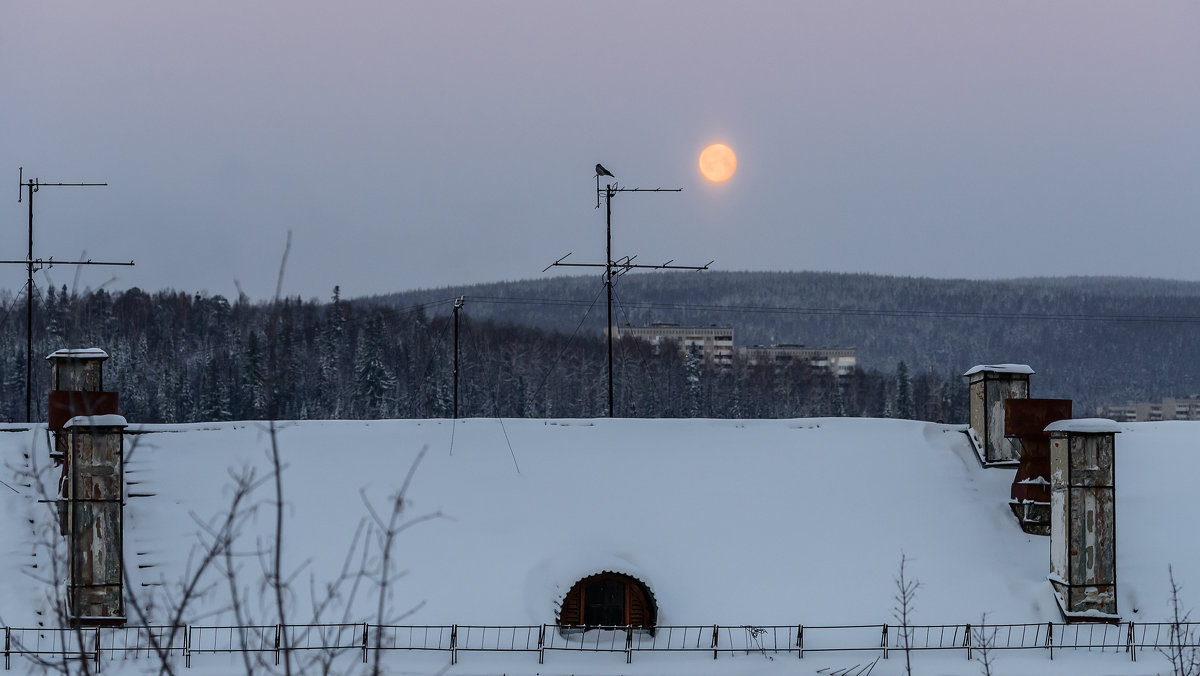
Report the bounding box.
[610,324,856,375]
[610,323,735,367]
[737,344,857,376]
[1097,396,1200,422]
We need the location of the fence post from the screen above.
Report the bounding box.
[625,625,633,664]
[797,625,803,659]
[712,625,719,660]
[94,628,101,673]
[1047,621,1054,660]
[538,625,545,665]
[362,623,368,664]
[1126,621,1135,662]
[5,626,10,670]
[965,622,972,660]
[274,625,281,666]
[185,625,191,669]
[881,623,889,659]
[450,624,457,666]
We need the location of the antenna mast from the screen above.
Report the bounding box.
[545,165,713,418]
[453,295,465,419]
[8,168,135,422]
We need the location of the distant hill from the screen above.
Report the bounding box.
[366,271,1200,415]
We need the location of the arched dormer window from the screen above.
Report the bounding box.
[557,572,656,629]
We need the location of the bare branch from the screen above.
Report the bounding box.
[891,552,920,676]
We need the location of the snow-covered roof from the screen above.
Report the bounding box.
[963,363,1035,376]
[1045,418,1122,434]
[45,347,109,360]
[2,417,1196,632]
[63,414,128,429]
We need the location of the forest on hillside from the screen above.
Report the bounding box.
[0,284,950,424]
[375,270,1200,416]
[374,271,1200,417]
[5,270,1198,424]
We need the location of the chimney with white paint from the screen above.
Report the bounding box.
[963,364,1033,466]
[1047,418,1120,621]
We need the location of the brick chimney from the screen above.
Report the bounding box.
[1047,418,1120,621]
[963,364,1033,465]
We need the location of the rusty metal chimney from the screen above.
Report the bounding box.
[963,364,1033,466]
[1047,418,1120,621]
[46,348,119,459]
[1004,398,1072,535]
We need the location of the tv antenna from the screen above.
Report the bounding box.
[452,295,465,419]
[4,168,135,422]
[545,164,713,418]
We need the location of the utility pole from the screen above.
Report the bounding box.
[545,165,712,418]
[453,295,464,419]
[5,168,134,422]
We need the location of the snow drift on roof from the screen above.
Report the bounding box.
[63,414,128,429]
[1045,418,1122,434]
[45,347,109,360]
[963,363,1035,376]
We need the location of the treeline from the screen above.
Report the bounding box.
[0,285,960,424]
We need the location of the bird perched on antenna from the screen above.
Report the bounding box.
[595,163,614,178]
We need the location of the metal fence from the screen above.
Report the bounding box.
[5,621,1200,670]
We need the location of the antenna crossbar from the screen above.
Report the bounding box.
[603,187,683,193]
[0,259,136,267]
[546,259,710,271]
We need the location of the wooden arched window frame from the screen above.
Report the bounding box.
[558,572,656,629]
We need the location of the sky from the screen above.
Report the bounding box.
[3,2,1198,302]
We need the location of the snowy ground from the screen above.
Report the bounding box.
[2,417,1198,675]
[76,647,1188,676]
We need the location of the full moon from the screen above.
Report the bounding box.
[698,143,737,183]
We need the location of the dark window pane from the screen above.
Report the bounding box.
[585,579,625,627]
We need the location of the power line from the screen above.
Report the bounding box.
[609,284,636,330]
[454,295,1200,325]
[360,296,457,317]
[524,281,608,410]
[0,286,26,333]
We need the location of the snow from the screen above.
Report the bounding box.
[963,363,1036,376]
[45,347,109,360]
[135,418,1040,626]
[63,414,129,428]
[3,417,1200,675]
[1017,477,1052,486]
[1045,418,1123,434]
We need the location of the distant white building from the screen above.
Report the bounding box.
[610,324,856,375]
[609,323,734,367]
[737,344,857,376]
[1098,396,1200,422]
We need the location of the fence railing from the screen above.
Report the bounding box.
[5,621,1200,669]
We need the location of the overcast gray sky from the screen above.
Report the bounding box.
[4,2,1198,301]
